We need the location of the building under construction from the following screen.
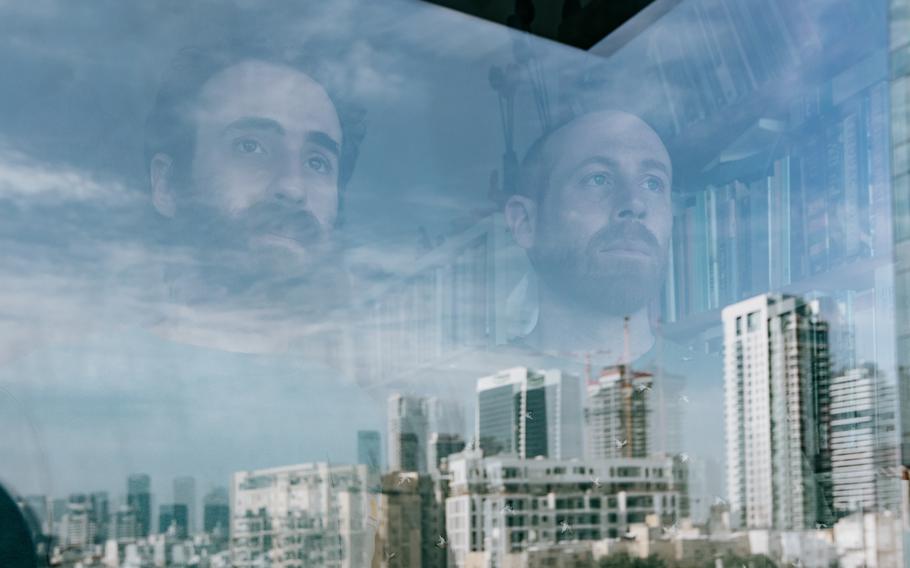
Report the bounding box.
[585,364,654,460]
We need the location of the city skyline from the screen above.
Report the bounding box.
[18,325,903,568]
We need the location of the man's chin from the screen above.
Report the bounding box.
[200,238,334,293]
[532,247,665,314]
[249,233,337,270]
[578,267,663,316]
[591,251,660,274]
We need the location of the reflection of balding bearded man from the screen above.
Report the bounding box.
[505,110,672,360]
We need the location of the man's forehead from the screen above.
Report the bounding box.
[194,59,341,138]
[547,111,671,174]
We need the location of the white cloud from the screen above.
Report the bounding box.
[0,144,138,204]
[327,40,409,102]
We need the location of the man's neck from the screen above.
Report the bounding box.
[527,288,654,363]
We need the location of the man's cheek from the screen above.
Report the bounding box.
[548,208,586,239]
[217,169,273,215]
[300,182,335,225]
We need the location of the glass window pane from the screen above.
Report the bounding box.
[0,0,904,566]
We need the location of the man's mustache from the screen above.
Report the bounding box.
[174,194,327,247]
[587,222,661,256]
[240,202,326,246]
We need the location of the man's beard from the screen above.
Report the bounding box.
[161,200,346,309]
[531,222,667,316]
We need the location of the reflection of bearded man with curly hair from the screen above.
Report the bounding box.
[142,43,366,352]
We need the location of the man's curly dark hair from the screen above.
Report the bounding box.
[144,39,366,219]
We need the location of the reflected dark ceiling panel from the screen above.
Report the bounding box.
[419,0,665,51]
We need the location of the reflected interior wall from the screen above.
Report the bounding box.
[891,0,910,502]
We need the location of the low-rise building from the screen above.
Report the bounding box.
[372,472,449,568]
[833,510,903,568]
[445,449,688,567]
[231,462,372,568]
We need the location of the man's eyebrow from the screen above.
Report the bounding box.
[306,131,340,158]
[567,156,620,171]
[223,117,286,136]
[567,156,671,178]
[641,158,671,178]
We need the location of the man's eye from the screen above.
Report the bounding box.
[584,173,610,186]
[642,176,665,193]
[232,138,265,155]
[582,172,612,188]
[306,155,332,175]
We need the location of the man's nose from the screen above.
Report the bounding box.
[614,183,647,221]
[271,163,308,207]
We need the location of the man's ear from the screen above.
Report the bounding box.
[150,153,176,218]
[504,194,537,250]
